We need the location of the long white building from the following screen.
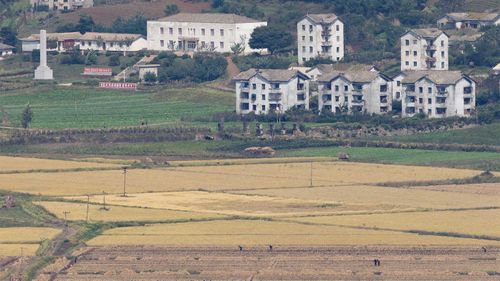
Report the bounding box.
[317,70,392,115]
[233,69,310,115]
[30,0,93,11]
[147,13,267,54]
[297,14,344,65]
[401,28,449,71]
[397,71,476,118]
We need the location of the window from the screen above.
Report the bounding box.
[220,42,224,49]
[309,46,313,53]
[396,92,401,99]
[336,25,339,31]
[201,41,205,47]
[201,28,206,36]
[441,51,445,58]
[210,29,215,36]
[419,98,423,104]
[406,51,410,56]
[262,84,266,90]
[302,25,306,31]
[169,28,173,35]
[178,28,182,35]
[262,105,266,111]
[252,83,257,90]
[160,27,164,34]
[309,25,313,32]
[414,62,418,67]
[240,103,249,110]
[336,47,340,52]
[302,36,305,41]
[335,85,339,92]
[413,51,417,56]
[169,40,174,48]
[441,40,444,47]
[344,85,348,91]
[428,98,432,104]
[160,40,164,47]
[336,36,340,42]
[405,39,410,46]
[110,42,114,47]
[405,61,409,66]
[380,85,388,92]
[309,36,313,42]
[302,46,306,52]
[252,105,257,111]
[419,87,423,94]
[210,41,215,48]
[81,41,85,46]
[261,94,266,100]
[428,87,432,94]
[397,81,401,86]
[344,96,348,102]
[220,29,224,36]
[441,62,445,69]
[335,96,340,102]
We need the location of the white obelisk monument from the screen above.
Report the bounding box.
[34,29,53,80]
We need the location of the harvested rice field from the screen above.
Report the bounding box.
[35,201,226,222]
[87,220,500,246]
[408,183,500,196]
[0,156,120,172]
[0,162,485,196]
[0,244,40,257]
[47,246,500,281]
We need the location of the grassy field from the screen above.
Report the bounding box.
[35,201,226,222]
[0,87,233,129]
[375,123,500,146]
[86,220,500,246]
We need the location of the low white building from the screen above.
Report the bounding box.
[297,14,344,65]
[147,13,267,54]
[401,28,449,71]
[399,71,475,118]
[30,0,93,11]
[437,12,500,29]
[0,43,15,58]
[317,70,392,115]
[233,69,310,115]
[306,63,378,81]
[20,32,147,53]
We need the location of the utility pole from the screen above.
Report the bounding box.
[122,167,128,197]
[86,195,90,222]
[100,191,109,211]
[20,246,24,256]
[310,162,313,188]
[63,211,70,227]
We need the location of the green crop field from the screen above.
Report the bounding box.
[0,87,234,129]
[375,123,500,146]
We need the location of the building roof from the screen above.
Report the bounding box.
[20,32,143,42]
[409,28,447,39]
[401,70,469,85]
[303,13,339,24]
[444,12,499,22]
[0,43,15,50]
[233,68,309,82]
[493,63,500,71]
[317,70,383,83]
[308,63,378,74]
[155,13,264,24]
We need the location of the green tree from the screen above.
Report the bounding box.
[164,4,179,16]
[21,104,33,129]
[109,55,121,66]
[0,26,17,46]
[249,26,293,54]
[143,72,157,83]
[212,0,224,8]
[230,35,246,55]
[78,14,97,33]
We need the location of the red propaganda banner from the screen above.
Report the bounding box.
[83,67,113,76]
[99,82,137,90]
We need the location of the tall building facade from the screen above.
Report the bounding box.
[400,28,449,71]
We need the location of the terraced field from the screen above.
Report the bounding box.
[0,227,62,257]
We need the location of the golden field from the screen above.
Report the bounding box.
[87,220,500,246]
[0,156,120,172]
[168,157,337,166]
[234,185,500,209]
[35,201,226,222]
[0,162,485,196]
[70,191,397,218]
[409,183,500,196]
[292,209,500,238]
[0,227,62,257]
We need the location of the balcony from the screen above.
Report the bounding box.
[240,93,249,100]
[269,94,282,102]
[321,41,332,47]
[426,57,437,62]
[380,97,388,104]
[322,95,332,103]
[269,88,281,93]
[240,84,250,90]
[351,99,364,105]
[427,45,437,51]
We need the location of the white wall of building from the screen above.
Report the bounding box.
[401,33,448,71]
[297,17,344,65]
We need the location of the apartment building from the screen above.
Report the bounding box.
[401,28,449,71]
[398,71,475,118]
[297,14,344,65]
[317,70,392,115]
[233,69,310,115]
[147,13,267,54]
[30,0,93,11]
[20,32,147,53]
[306,63,378,81]
[437,12,500,29]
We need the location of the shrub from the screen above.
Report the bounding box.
[109,55,120,66]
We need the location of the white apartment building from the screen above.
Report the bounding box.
[20,32,147,53]
[398,71,476,118]
[297,14,344,65]
[317,70,392,115]
[401,28,449,71]
[30,0,93,11]
[147,13,267,54]
[233,69,310,115]
[437,12,500,29]
[306,63,378,81]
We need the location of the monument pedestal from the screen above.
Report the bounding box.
[34,65,53,80]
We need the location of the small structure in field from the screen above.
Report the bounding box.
[2,195,15,209]
[243,146,276,156]
[338,152,350,161]
[138,64,160,82]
